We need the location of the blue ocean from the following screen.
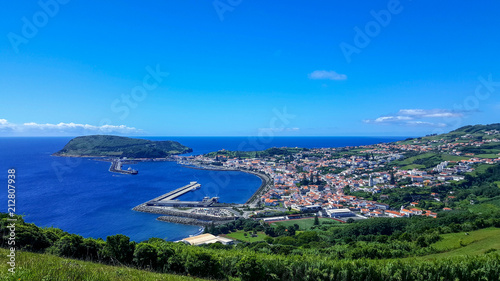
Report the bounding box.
[0,136,405,242]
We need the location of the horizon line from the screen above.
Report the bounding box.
[0,135,419,138]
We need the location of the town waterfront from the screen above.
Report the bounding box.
[0,136,405,241]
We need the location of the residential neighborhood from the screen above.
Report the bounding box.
[177,130,500,223]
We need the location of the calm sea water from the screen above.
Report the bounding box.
[0,136,405,241]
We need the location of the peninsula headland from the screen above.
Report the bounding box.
[52,135,193,158]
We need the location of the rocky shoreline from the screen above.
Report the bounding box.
[133,204,237,226]
[156,216,233,226]
[181,165,239,172]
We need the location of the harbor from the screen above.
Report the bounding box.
[144,181,220,208]
[176,159,272,207]
[148,181,201,202]
[133,181,239,226]
[109,159,138,175]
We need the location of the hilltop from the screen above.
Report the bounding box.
[203,124,500,161]
[399,123,500,144]
[205,147,306,159]
[53,135,192,158]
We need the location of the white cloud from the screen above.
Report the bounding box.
[363,116,413,124]
[308,70,347,81]
[258,127,300,133]
[372,116,413,123]
[398,109,463,118]
[363,108,466,128]
[0,119,141,136]
[23,122,138,132]
[406,121,447,127]
[0,119,16,130]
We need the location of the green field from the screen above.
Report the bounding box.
[476,153,500,159]
[441,154,470,161]
[225,230,268,242]
[467,163,492,176]
[270,218,343,230]
[468,202,500,214]
[0,248,204,281]
[393,153,473,170]
[466,196,500,215]
[347,148,366,152]
[395,152,437,165]
[418,227,500,260]
[400,164,426,170]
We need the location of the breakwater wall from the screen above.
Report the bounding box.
[133,204,237,226]
[133,204,236,221]
[182,165,239,172]
[156,216,232,226]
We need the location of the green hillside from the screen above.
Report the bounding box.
[398,123,500,144]
[53,135,192,158]
[205,147,305,159]
[452,123,500,135]
[0,248,204,281]
[417,227,500,259]
[2,241,500,281]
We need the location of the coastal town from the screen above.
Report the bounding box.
[173,128,500,223]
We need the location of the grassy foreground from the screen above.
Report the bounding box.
[0,248,206,281]
[2,228,500,280]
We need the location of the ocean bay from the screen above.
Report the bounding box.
[0,136,404,241]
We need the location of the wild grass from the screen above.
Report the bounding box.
[0,248,204,281]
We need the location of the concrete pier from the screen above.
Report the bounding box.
[132,182,235,226]
[141,182,218,207]
[152,181,201,202]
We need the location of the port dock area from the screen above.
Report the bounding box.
[132,181,237,226]
[142,181,219,208]
[148,181,201,202]
[109,159,138,175]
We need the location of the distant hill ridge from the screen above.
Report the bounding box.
[400,123,500,143]
[451,123,500,134]
[53,135,192,158]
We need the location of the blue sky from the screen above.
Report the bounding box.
[1,0,499,136]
